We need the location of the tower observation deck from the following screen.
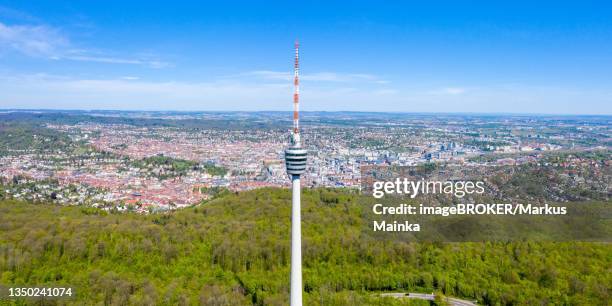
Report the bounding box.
[285,146,307,175]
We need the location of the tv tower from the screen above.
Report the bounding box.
[285,40,307,306]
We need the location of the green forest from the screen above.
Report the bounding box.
[0,188,610,305]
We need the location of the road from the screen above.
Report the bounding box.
[381,292,478,306]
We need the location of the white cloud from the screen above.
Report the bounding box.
[1,74,609,114]
[0,22,67,56]
[0,73,403,111]
[444,87,466,95]
[423,87,469,96]
[374,89,398,95]
[62,55,171,68]
[0,74,290,110]
[0,21,170,68]
[239,70,387,83]
[241,70,291,80]
[302,72,365,82]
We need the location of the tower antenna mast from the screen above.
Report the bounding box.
[292,40,300,144]
[285,40,307,306]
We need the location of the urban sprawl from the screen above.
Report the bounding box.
[1,111,609,213]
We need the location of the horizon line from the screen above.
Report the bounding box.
[1,108,611,117]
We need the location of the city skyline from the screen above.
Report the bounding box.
[1,2,612,114]
[1,110,608,210]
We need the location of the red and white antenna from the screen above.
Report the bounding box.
[293,40,300,136]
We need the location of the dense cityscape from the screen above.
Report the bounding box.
[0,111,609,213]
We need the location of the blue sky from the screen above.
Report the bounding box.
[0,1,611,114]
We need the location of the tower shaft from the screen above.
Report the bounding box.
[285,40,306,306]
[290,175,302,306]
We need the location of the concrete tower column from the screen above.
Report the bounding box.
[290,175,302,306]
